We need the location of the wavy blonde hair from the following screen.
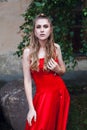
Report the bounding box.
[29,14,57,71]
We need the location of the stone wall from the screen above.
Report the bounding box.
[0,0,32,80]
[0,0,32,54]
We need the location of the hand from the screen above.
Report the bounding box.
[47,58,58,72]
[27,108,37,126]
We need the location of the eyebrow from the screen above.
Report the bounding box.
[36,24,49,26]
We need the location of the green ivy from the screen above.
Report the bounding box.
[80,7,87,56]
[15,0,87,70]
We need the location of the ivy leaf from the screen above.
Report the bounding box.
[70,31,74,38]
[83,119,87,125]
[34,2,43,7]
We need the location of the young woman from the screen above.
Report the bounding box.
[22,13,70,130]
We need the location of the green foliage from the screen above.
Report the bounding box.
[67,94,87,130]
[16,0,87,69]
[80,7,87,56]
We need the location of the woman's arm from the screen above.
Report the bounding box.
[47,44,66,75]
[22,48,36,125]
[55,43,66,75]
[22,48,34,109]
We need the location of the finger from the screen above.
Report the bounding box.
[29,121,32,126]
[48,61,56,69]
[48,59,54,66]
[27,117,32,126]
[51,58,57,66]
[49,59,56,66]
[34,114,37,122]
[49,60,55,66]
[30,122,32,126]
[47,61,54,69]
[47,58,57,69]
[47,64,50,69]
[47,64,53,70]
[51,58,55,62]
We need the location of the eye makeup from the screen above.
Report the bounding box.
[36,25,41,28]
[43,24,49,28]
[36,24,49,29]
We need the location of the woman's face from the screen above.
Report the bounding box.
[34,18,51,41]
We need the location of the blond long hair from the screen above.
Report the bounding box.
[29,14,57,71]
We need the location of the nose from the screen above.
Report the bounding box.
[40,27,44,32]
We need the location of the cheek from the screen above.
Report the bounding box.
[35,29,39,37]
[46,29,51,36]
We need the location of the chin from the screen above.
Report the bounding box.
[39,38,47,41]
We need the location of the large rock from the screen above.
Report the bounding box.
[0,79,35,130]
[0,53,23,81]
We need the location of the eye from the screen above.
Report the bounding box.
[44,24,49,28]
[36,25,41,28]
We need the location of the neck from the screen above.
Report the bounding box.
[39,39,47,48]
[38,46,46,59]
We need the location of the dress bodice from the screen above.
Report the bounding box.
[31,58,62,93]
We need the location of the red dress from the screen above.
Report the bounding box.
[25,58,70,130]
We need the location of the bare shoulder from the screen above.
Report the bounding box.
[23,47,31,58]
[23,47,30,55]
[54,43,61,50]
[22,47,32,63]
